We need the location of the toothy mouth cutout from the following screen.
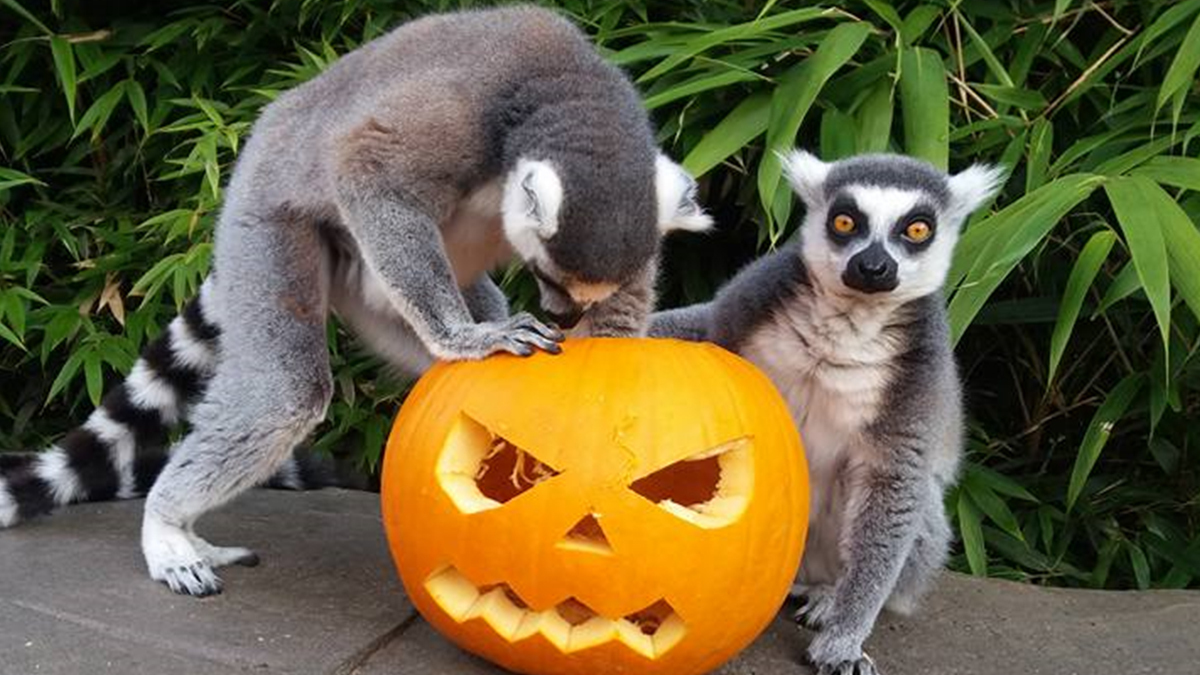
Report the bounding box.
[425,566,686,658]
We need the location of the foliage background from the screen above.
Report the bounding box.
[2,0,1199,590]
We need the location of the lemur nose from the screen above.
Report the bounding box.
[857,258,889,278]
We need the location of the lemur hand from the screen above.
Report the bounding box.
[438,312,563,360]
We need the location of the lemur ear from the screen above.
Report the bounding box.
[656,154,713,233]
[782,149,831,207]
[947,163,1005,219]
[503,159,563,243]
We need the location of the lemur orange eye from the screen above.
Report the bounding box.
[904,220,931,243]
[833,214,856,234]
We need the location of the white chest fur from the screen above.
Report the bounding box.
[440,180,512,286]
[739,291,900,583]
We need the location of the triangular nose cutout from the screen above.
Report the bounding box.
[557,513,614,555]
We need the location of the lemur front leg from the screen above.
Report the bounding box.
[462,275,510,323]
[648,302,714,341]
[806,454,924,675]
[335,173,561,359]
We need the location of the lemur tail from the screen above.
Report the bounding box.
[0,281,325,529]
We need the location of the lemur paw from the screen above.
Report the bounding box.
[809,633,877,675]
[814,656,878,675]
[143,517,225,597]
[440,312,563,359]
[792,584,836,628]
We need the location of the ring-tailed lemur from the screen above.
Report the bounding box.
[0,5,711,597]
[652,151,1001,675]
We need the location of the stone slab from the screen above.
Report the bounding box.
[4,489,1199,675]
[356,573,1200,675]
[0,489,413,675]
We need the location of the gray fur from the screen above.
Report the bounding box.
[651,152,1001,675]
[825,154,951,207]
[128,5,709,596]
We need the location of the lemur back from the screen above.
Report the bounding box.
[652,151,999,675]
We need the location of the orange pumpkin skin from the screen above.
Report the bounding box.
[382,338,808,675]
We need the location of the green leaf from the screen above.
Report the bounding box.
[955,12,1015,88]
[682,91,770,177]
[1094,262,1141,315]
[819,107,856,161]
[84,352,103,407]
[967,464,1039,502]
[855,79,894,153]
[50,36,77,123]
[1141,180,1200,322]
[862,0,903,33]
[1066,374,1143,511]
[957,491,988,576]
[72,84,126,140]
[125,79,150,135]
[972,83,1047,110]
[1105,176,1172,360]
[1133,156,1200,192]
[1048,230,1115,385]
[900,6,941,46]
[46,348,86,404]
[0,321,25,351]
[1025,118,1053,193]
[0,167,45,192]
[637,7,831,82]
[1156,13,1200,116]
[899,46,949,169]
[758,21,870,227]
[643,69,759,110]
[1127,542,1151,590]
[948,174,1104,343]
[963,474,1024,542]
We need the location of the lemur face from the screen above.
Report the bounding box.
[784,151,1003,303]
[502,154,711,326]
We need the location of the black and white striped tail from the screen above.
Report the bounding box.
[0,280,330,529]
[0,284,223,528]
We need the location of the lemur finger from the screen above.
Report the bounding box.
[508,313,564,341]
[516,329,563,353]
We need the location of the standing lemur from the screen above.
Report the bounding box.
[652,151,1001,675]
[0,6,711,596]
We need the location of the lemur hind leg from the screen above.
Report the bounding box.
[885,484,951,616]
[142,208,333,597]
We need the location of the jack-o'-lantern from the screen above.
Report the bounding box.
[381,338,808,675]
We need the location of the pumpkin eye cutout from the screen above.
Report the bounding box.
[437,414,561,513]
[629,437,752,528]
[903,220,932,243]
[832,213,856,234]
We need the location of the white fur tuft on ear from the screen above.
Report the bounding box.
[502,158,563,261]
[655,154,713,233]
[782,149,831,207]
[947,163,1005,218]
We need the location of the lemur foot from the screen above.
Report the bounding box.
[143,516,243,596]
[791,584,836,628]
[809,633,878,675]
[441,312,563,359]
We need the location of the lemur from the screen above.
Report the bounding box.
[652,151,1001,675]
[0,5,711,597]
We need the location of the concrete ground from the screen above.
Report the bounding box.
[2,489,1197,675]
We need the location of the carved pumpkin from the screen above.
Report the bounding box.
[381,338,808,675]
